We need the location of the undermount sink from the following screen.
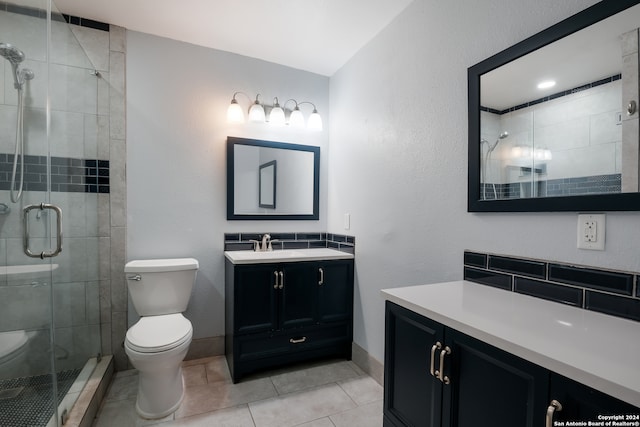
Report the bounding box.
[224,248,354,264]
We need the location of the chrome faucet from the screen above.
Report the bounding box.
[250,234,273,252]
[261,234,271,251]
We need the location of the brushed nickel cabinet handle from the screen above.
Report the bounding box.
[430,342,442,377]
[289,337,307,344]
[438,346,451,384]
[279,271,284,289]
[274,271,279,289]
[318,267,324,285]
[545,400,562,427]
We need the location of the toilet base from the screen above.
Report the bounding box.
[125,338,191,420]
[135,366,185,419]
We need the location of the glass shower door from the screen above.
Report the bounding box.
[0,0,104,425]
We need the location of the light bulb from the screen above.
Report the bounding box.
[248,102,265,122]
[289,107,305,128]
[308,109,322,131]
[511,146,522,159]
[269,100,285,126]
[227,99,244,123]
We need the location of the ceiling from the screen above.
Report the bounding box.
[482,3,640,111]
[53,0,414,76]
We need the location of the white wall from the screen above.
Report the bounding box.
[126,31,329,339]
[328,0,640,364]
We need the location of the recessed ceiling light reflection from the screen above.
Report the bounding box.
[537,80,556,90]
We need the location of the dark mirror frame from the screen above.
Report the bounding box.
[227,137,320,220]
[468,0,640,212]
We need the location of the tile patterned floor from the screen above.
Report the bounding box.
[92,357,383,427]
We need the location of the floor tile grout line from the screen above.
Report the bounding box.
[335,380,360,408]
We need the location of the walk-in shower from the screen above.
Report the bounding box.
[1,1,110,426]
[1,42,34,203]
[481,131,508,199]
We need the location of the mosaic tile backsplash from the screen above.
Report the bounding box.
[464,251,640,322]
[224,232,355,254]
[481,173,621,200]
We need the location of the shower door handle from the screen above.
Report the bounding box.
[23,203,63,259]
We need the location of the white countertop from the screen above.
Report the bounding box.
[224,248,355,265]
[381,281,640,407]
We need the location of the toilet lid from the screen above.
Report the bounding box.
[0,330,28,359]
[126,314,192,353]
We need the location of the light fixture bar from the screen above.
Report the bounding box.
[227,92,322,131]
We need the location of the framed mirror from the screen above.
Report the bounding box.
[227,137,320,220]
[468,0,640,212]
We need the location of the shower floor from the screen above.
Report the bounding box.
[0,369,81,427]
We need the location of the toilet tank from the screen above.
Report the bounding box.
[125,258,199,316]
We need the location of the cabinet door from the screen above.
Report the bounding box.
[280,262,318,329]
[318,260,354,324]
[384,302,444,427]
[442,329,548,427]
[234,264,278,334]
[549,373,639,424]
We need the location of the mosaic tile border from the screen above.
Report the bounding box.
[464,251,640,322]
[481,173,621,200]
[481,74,621,115]
[224,232,355,254]
[0,154,110,193]
[0,1,110,31]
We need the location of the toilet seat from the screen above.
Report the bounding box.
[125,314,192,353]
[0,330,28,363]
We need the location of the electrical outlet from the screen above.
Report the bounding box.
[577,214,605,250]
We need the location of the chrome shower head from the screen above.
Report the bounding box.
[487,131,509,153]
[0,42,25,64]
[0,43,34,90]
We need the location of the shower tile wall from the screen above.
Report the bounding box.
[480,77,622,192]
[0,5,127,375]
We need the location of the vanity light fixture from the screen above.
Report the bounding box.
[537,80,556,90]
[511,145,552,161]
[227,92,322,131]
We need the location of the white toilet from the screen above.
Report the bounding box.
[124,258,199,419]
[0,330,31,378]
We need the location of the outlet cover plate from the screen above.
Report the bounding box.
[577,213,605,250]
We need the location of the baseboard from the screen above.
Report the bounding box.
[185,335,225,361]
[351,342,384,386]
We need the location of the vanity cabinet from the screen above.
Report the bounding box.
[384,301,638,427]
[549,374,639,424]
[225,258,354,382]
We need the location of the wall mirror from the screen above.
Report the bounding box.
[468,0,640,212]
[227,137,320,220]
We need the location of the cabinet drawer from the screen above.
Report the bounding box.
[238,324,350,361]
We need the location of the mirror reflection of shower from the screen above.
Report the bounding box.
[0,42,35,203]
[481,131,509,200]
